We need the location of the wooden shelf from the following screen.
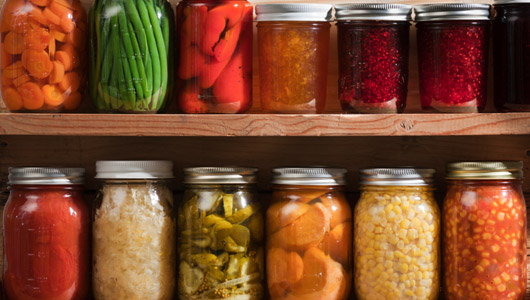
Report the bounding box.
[0,113,529,136]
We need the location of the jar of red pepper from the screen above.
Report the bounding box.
[176,0,253,114]
[335,4,412,114]
[415,4,490,113]
[3,167,90,300]
[443,162,527,300]
[493,0,530,112]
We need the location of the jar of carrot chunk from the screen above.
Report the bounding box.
[267,167,351,300]
[354,168,440,300]
[0,0,87,112]
[444,162,527,300]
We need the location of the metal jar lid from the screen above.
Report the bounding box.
[272,167,347,186]
[8,167,85,185]
[446,161,523,180]
[256,4,332,22]
[360,167,435,186]
[494,0,530,4]
[95,161,174,179]
[335,3,413,21]
[184,167,258,184]
[415,4,491,22]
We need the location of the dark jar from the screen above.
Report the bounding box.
[493,1,530,112]
[176,0,253,114]
[335,4,412,114]
[443,162,527,300]
[415,4,491,113]
[3,167,90,300]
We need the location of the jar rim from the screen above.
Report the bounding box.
[446,161,523,180]
[335,3,412,21]
[272,167,347,186]
[95,160,174,179]
[184,167,258,184]
[415,3,491,22]
[359,167,435,186]
[256,3,332,22]
[8,167,85,185]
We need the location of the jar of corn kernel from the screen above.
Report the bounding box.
[354,168,440,300]
[444,162,527,300]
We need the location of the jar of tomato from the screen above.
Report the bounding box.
[93,161,176,300]
[256,4,332,113]
[415,4,490,113]
[444,162,527,300]
[354,168,440,300]
[176,0,253,113]
[4,167,90,300]
[335,4,412,114]
[267,167,351,300]
[0,0,87,112]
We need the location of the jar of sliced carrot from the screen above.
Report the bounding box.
[267,167,351,300]
[444,162,527,300]
[0,0,87,112]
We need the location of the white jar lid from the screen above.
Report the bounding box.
[256,3,332,22]
[95,161,174,179]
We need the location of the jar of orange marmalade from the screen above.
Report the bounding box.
[443,162,527,300]
[267,167,351,300]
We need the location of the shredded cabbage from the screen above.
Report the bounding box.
[93,183,176,300]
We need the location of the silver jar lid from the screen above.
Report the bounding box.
[184,167,258,184]
[256,4,332,22]
[360,168,435,186]
[272,167,347,186]
[494,0,530,4]
[446,161,523,180]
[95,161,174,179]
[335,3,412,21]
[8,167,85,185]
[415,4,491,22]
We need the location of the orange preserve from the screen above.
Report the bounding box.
[3,167,90,300]
[256,4,331,113]
[267,168,351,300]
[443,162,527,300]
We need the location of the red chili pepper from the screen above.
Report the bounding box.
[178,82,208,113]
[182,5,207,45]
[200,4,243,57]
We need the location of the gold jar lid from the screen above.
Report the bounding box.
[446,161,523,180]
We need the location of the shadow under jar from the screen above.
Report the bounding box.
[415,4,491,113]
[443,162,527,300]
[335,4,412,114]
[493,0,530,112]
[256,4,331,113]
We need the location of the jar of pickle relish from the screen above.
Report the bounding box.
[256,4,332,113]
[443,162,527,300]
[415,4,491,113]
[354,168,440,300]
[335,4,412,114]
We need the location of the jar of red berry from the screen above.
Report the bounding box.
[415,4,490,113]
[335,4,412,114]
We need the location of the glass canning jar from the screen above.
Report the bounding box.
[354,168,440,300]
[178,167,263,299]
[267,167,351,300]
[92,161,176,300]
[4,167,90,300]
[176,0,253,114]
[0,0,88,112]
[415,4,490,113]
[335,4,412,114]
[493,1,530,112]
[443,162,527,300]
[256,4,331,113]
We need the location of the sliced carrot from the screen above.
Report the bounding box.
[43,8,61,26]
[42,84,64,105]
[50,28,66,42]
[30,0,50,7]
[24,27,51,51]
[1,44,12,69]
[63,91,80,110]
[22,49,53,78]
[0,19,11,32]
[58,43,78,68]
[50,0,73,17]
[9,13,30,34]
[66,27,85,49]
[1,76,13,87]
[49,61,64,83]
[4,31,25,55]
[60,14,75,33]
[29,6,49,26]
[2,87,23,110]
[58,72,79,92]
[48,38,56,58]
[54,0,74,9]
[2,0,27,31]
[55,50,72,70]
[3,61,25,79]
[12,73,30,87]
[17,82,45,110]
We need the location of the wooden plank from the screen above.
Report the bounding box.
[0,113,529,136]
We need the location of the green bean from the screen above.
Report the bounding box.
[137,0,161,103]
[120,36,136,106]
[145,0,167,109]
[110,14,127,105]
[123,0,149,96]
[118,11,145,101]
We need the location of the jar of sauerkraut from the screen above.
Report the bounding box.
[178,167,264,300]
[354,168,440,300]
[93,161,176,300]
